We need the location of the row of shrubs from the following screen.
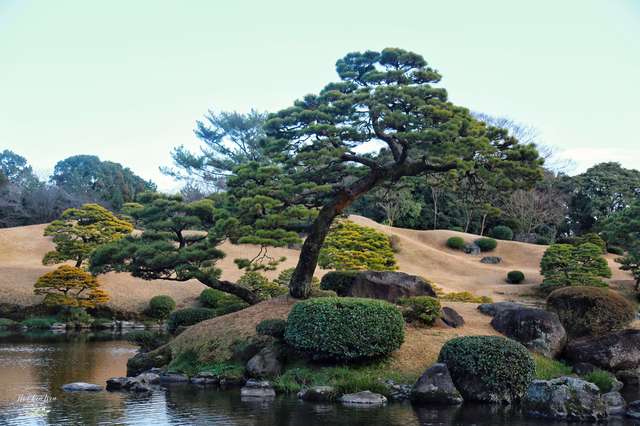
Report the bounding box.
[447,236,498,252]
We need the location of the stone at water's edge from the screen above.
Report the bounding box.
[241,379,276,398]
[564,329,640,371]
[490,307,566,358]
[62,382,103,392]
[440,307,464,328]
[159,373,189,383]
[627,401,640,419]
[522,377,607,421]
[477,301,527,317]
[345,271,436,303]
[410,363,463,405]
[603,392,626,416]
[297,386,336,402]
[246,345,282,378]
[617,368,640,386]
[339,391,387,405]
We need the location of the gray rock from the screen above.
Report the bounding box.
[616,368,640,386]
[603,391,626,416]
[440,307,464,328]
[522,377,607,421]
[246,346,282,378]
[565,329,640,371]
[241,379,275,398]
[463,243,481,256]
[339,390,387,406]
[383,380,412,401]
[106,372,159,393]
[480,256,502,264]
[62,382,103,392]
[136,372,160,385]
[191,371,219,385]
[159,373,189,383]
[50,322,67,330]
[297,386,336,402]
[627,400,640,419]
[345,271,436,303]
[410,363,463,405]
[490,307,566,357]
[477,301,527,317]
[106,377,129,391]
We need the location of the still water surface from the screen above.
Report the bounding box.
[0,331,637,425]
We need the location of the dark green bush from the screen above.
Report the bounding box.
[320,271,359,295]
[475,237,498,252]
[397,296,441,326]
[167,308,216,333]
[535,236,552,246]
[607,245,625,255]
[506,270,525,284]
[239,271,288,300]
[446,236,465,250]
[256,319,287,339]
[199,288,248,315]
[59,307,93,325]
[546,286,635,338]
[575,233,607,254]
[489,226,513,241]
[438,335,535,403]
[540,243,612,293]
[285,298,405,362]
[126,330,171,352]
[21,317,57,329]
[148,295,176,320]
[583,369,616,393]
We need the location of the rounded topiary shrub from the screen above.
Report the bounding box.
[546,286,635,338]
[489,225,513,241]
[475,237,498,252]
[319,271,359,295]
[167,308,216,333]
[607,245,625,256]
[256,319,287,339]
[574,233,607,254]
[285,298,405,362]
[199,288,248,315]
[199,288,224,308]
[397,296,441,326]
[506,270,525,284]
[148,295,176,320]
[446,236,465,250]
[438,336,535,403]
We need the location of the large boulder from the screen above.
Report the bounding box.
[345,271,436,302]
[440,307,464,328]
[410,363,463,405]
[477,301,527,317]
[490,307,566,357]
[297,386,337,402]
[246,346,282,378]
[522,377,607,421]
[564,329,640,371]
[480,256,502,264]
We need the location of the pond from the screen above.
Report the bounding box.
[0,331,637,425]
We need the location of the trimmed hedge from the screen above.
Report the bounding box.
[506,271,525,284]
[397,296,441,326]
[256,319,287,339]
[475,237,498,252]
[148,295,176,320]
[199,288,249,315]
[546,286,635,338]
[320,271,359,295]
[167,308,216,333]
[607,245,625,256]
[489,226,513,241]
[285,298,405,362]
[446,237,465,250]
[438,335,535,403]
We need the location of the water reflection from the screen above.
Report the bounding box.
[0,331,638,425]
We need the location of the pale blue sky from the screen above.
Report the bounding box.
[1,0,639,191]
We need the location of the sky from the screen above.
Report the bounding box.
[1,0,639,191]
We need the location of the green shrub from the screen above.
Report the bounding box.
[506,270,525,284]
[275,268,319,288]
[318,220,397,271]
[397,296,441,326]
[475,237,498,252]
[546,286,635,338]
[199,288,248,314]
[607,245,625,255]
[489,226,513,241]
[238,271,288,300]
[446,236,465,250]
[583,369,616,393]
[440,291,493,303]
[148,295,176,320]
[540,243,612,293]
[0,318,17,328]
[533,354,572,380]
[167,308,216,333]
[199,288,225,308]
[21,317,57,329]
[126,330,171,352]
[58,307,93,325]
[256,319,287,339]
[285,298,405,362]
[309,288,338,298]
[438,336,535,403]
[320,271,359,295]
[575,233,607,254]
[535,236,552,246]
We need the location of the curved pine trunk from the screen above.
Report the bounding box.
[198,277,261,305]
